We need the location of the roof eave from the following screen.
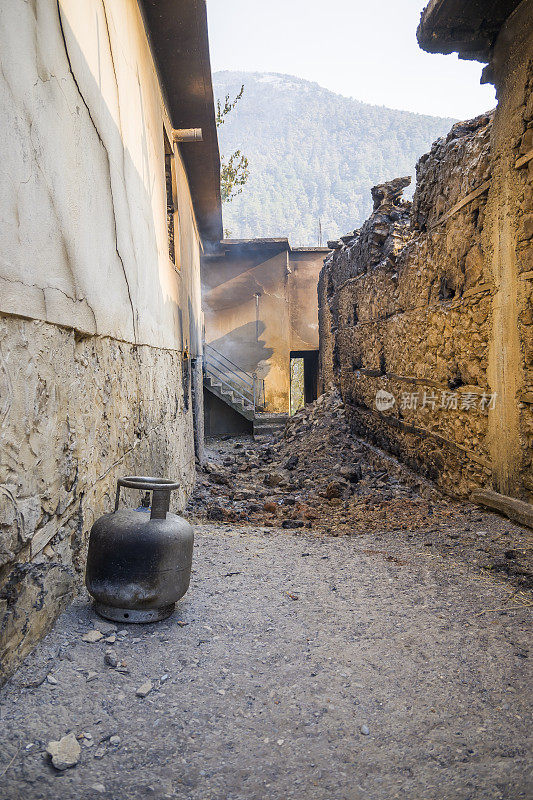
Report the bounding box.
[139,0,223,243]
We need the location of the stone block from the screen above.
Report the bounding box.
[0,562,74,684]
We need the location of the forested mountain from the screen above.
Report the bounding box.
[213,71,456,245]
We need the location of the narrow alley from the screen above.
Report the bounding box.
[1,2,532,798]
[0,393,531,800]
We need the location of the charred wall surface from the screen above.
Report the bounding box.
[202,242,328,415]
[319,91,532,501]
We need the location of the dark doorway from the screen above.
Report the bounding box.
[290,350,319,414]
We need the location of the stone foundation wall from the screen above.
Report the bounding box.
[0,316,195,682]
[319,101,533,501]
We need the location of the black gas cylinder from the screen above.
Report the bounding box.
[85,476,193,623]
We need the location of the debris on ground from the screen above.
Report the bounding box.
[46,733,81,770]
[82,630,103,643]
[187,390,533,589]
[104,649,118,668]
[135,680,153,698]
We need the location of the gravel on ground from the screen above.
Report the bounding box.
[0,522,531,799]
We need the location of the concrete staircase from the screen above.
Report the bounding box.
[203,344,289,440]
[203,343,263,429]
[253,413,289,441]
[203,373,255,421]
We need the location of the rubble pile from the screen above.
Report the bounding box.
[189,391,436,534]
[187,392,532,588]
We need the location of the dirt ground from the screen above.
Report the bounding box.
[188,392,533,592]
[1,394,532,799]
[0,523,531,800]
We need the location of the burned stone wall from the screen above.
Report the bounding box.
[319,103,533,501]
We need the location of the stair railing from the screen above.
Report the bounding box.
[203,343,265,412]
[252,372,265,410]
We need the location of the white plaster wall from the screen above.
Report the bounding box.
[0,0,206,682]
[0,0,200,350]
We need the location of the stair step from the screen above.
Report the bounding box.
[203,345,259,422]
[253,425,286,432]
[204,379,255,422]
[253,413,288,441]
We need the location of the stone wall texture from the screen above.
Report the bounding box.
[0,0,202,682]
[319,6,533,505]
[0,319,196,683]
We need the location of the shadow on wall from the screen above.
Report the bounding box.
[209,321,273,377]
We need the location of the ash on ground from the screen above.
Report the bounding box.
[187,391,533,591]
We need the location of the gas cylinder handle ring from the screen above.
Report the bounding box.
[117,476,180,492]
[114,476,180,519]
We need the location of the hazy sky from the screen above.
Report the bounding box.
[206,0,496,120]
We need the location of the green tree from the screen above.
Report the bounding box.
[216,85,249,204]
[213,71,457,244]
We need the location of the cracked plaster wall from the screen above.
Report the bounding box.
[0,0,203,682]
